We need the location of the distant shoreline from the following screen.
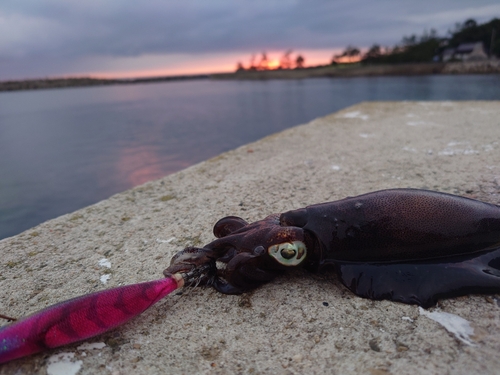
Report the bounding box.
[0,74,210,92]
[213,61,500,80]
[1,61,499,92]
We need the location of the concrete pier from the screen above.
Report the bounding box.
[1,101,499,374]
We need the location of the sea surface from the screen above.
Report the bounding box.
[1,74,500,240]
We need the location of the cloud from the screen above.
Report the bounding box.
[0,12,68,57]
[0,0,498,79]
[403,3,500,26]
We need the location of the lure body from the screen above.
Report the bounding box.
[165,189,500,306]
[0,277,180,364]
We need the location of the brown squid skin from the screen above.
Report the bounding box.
[281,189,500,268]
[166,189,500,306]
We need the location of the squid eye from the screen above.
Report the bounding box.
[268,241,307,266]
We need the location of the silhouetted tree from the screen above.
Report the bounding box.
[463,19,478,29]
[402,35,418,46]
[280,50,293,69]
[348,47,360,60]
[248,54,257,70]
[236,62,245,72]
[363,44,382,60]
[361,27,442,64]
[420,29,438,42]
[258,52,269,70]
[295,54,305,68]
[334,45,360,63]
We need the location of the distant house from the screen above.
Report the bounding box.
[442,42,488,62]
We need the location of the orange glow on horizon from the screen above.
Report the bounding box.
[89,63,236,80]
[333,55,363,64]
[258,59,281,70]
[84,49,349,80]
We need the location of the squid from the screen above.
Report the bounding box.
[165,189,500,307]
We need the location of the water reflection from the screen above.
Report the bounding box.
[1,75,499,239]
[114,145,190,187]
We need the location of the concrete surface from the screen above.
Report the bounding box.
[1,101,500,375]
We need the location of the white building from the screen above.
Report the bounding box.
[442,42,488,62]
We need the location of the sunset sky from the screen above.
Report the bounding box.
[1,0,499,80]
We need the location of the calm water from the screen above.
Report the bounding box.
[1,75,500,239]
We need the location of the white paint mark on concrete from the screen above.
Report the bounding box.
[438,148,479,156]
[100,274,111,284]
[439,149,454,156]
[331,165,341,171]
[99,258,111,268]
[402,146,417,153]
[156,237,176,243]
[482,142,497,152]
[47,352,82,375]
[463,149,479,155]
[419,307,476,346]
[342,111,369,120]
[402,316,414,322]
[359,133,374,138]
[77,342,106,350]
[438,141,479,156]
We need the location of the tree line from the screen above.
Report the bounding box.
[236,50,305,71]
[235,17,499,71]
[359,18,499,64]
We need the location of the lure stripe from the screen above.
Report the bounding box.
[86,296,108,330]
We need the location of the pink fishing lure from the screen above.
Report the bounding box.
[0,276,182,364]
